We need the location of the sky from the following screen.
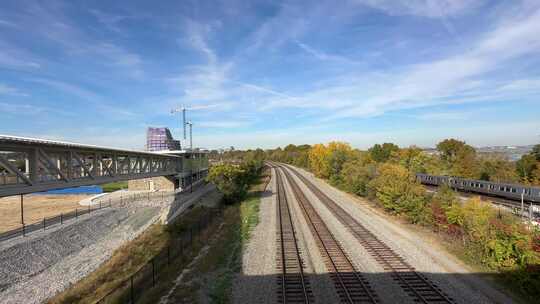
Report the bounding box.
[1,0,540,150]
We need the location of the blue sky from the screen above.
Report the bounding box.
[1,0,539,150]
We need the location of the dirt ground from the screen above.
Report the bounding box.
[0,194,91,233]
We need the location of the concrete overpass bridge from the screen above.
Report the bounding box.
[0,135,208,198]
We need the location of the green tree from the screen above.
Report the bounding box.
[368,143,399,163]
[436,139,478,178]
[389,146,440,173]
[327,142,355,183]
[478,157,518,183]
[207,164,249,203]
[437,138,468,163]
[368,163,429,224]
[516,154,538,183]
[339,161,377,196]
[532,144,540,161]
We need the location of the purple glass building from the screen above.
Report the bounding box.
[146,127,181,151]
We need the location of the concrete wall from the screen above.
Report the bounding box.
[128,176,176,191]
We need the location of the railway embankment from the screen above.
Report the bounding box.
[0,184,213,304]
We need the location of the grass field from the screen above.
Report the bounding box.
[0,194,91,233]
[101,181,128,193]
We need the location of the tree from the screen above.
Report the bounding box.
[368,143,399,163]
[368,163,429,224]
[327,142,355,181]
[339,160,377,196]
[436,139,478,178]
[478,157,518,183]
[532,144,540,161]
[389,146,439,173]
[207,164,249,203]
[516,154,538,183]
[437,139,468,163]
[308,144,330,178]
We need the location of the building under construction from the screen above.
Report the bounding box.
[146,127,181,152]
[128,127,208,192]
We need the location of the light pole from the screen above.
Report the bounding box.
[187,121,193,193]
[170,106,187,142]
[186,121,193,150]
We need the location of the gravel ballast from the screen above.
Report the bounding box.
[288,165,515,304]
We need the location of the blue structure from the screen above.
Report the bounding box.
[38,185,103,195]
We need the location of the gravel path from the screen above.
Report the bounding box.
[232,168,277,304]
[289,165,515,304]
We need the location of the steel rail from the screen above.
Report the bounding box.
[284,164,454,304]
[279,166,378,304]
[274,165,312,303]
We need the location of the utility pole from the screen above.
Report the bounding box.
[187,121,193,192]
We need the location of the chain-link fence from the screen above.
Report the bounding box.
[96,207,222,304]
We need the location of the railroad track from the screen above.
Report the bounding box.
[283,164,454,304]
[279,166,378,304]
[274,166,313,303]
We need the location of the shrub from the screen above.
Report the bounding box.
[207,164,252,204]
[368,163,430,224]
[338,161,377,197]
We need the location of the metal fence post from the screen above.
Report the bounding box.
[60,213,63,224]
[179,238,184,259]
[75,208,78,219]
[130,275,134,303]
[152,259,155,287]
[22,223,25,237]
[99,200,102,209]
[43,218,46,231]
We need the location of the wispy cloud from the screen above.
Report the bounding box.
[28,78,138,118]
[295,41,360,64]
[0,19,17,27]
[260,4,540,120]
[351,0,484,18]
[415,111,471,121]
[183,18,219,64]
[88,9,131,34]
[198,120,252,128]
[0,49,41,69]
[0,84,28,97]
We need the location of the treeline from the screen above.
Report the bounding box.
[217,139,540,298]
[206,151,265,204]
[263,140,540,185]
